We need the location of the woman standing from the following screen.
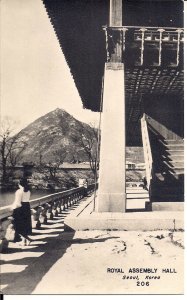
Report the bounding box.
[11,178,32,246]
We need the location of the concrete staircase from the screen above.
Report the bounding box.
[162,139,184,178]
[152,138,184,201]
[141,114,184,203]
[126,185,150,211]
[147,127,184,201]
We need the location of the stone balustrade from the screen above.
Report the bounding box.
[0,184,96,252]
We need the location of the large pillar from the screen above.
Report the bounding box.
[110,0,122,26]
[95,0,126,212]
[96,63,126,212]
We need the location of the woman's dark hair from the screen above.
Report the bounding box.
[19,178,30,192]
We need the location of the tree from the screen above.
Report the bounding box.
[36,147,68,186]
[0,117,27,187]
[78,123,100,177]
[46,148,67,182]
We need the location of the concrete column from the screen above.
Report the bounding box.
[110,0,122,26]
[96,62,126,212]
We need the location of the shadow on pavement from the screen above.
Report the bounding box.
[1,196,98,294]
[1,231,75,294]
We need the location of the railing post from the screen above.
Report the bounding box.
[52,201,58,217]
[56,200,62,214]
[0,216,15,252]
[31,207,42,229]
[46,203,53,220]
[39,204,48,224]
[62,197,66,211]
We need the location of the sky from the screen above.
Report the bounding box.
[0,0,100,132]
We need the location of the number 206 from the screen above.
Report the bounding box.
[137,281,149,286]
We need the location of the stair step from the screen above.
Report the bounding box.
[159,140,184,148]
[126,184,143,187]
[169,162,184,168]
[164,139,184,144]
[126,199,149,210]
[126,188,148,193]
[127,194,149,199]
[151,202,184,211]
[165,145,184,150]
[165,153,184,157]
[168,170,184,177]
[162,155,184,162]
[165,150,184,156]
[163,161,184,168]
[163,161,184,171]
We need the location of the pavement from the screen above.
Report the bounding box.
[0,196,184,295]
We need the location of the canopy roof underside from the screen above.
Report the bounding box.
[42,0,184,145]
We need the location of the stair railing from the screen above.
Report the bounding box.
[141,114,153,191]
[143,114,181,140]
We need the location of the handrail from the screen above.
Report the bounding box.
[141,114,153,189]
[103,25,184,31]
[144,114,182,140]
[0,184,96,221]
[0,183,96,252]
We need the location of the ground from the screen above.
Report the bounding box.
[0,208,184,295]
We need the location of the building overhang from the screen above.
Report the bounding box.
[42,0,184,145]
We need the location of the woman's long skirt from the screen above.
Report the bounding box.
[13,202,32,236]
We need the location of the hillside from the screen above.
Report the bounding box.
[18,108,96,164]
[16,108,144,166]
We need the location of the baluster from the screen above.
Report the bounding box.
[55,201,59,216]
[72,194,75,205]
[71,194,74,205]
[52,201,58,217]
[62,197,66,211]
[0,217,15,252]
[157,28,165,66]
[139,28,147,66]
[75,193,78,203]
[63,197,67,210]
[77,192,80,202]
[68,196,71,207]
[176,29,183,66]
[31,208,37,228]
[75,192,78,203]
[72,193,76,205]
[71,195,73,206]
[31,207,42,229]
[65,196,69,209]
[39,204,48,224]
[46,203,53,220]
[104,27,110,62]
[56,200,62,214]
[88,186,90,195]
[122,27,128,57]
[73,193,76,205]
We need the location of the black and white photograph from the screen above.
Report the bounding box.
[0,0,185,295]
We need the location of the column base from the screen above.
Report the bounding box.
[96,193,126,212]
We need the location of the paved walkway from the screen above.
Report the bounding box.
[0,196,184,295]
